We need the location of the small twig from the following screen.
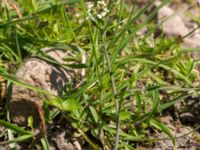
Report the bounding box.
[10,3,23,18]
[34,101,46,135]
[28,101,46,149]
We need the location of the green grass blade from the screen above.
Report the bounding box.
[0,72,53,95]
[0,120,32,135]
[41,135,50,150]
[150,119,175,145]
[89,106,99,123]
[148,90,160,119]
[158,93,194,112]
[0,134,33,145]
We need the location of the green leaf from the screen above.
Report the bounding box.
[7,129,16,149]
[135,91,142,115]
[158,93,193,112]
[45,98,80,111]
[0,120,32,135]
[0,134,33,145]
[103,125,144,141]
[148,90,160,119]
[89,106,99,123]
[45,98,63,110]
[27,116,34,129]
[120,111,131,121]
[62,99,80,111]
[150,119,175,144]
[64,63,89,69]
[41,135,50,150]
[118,57,192,85]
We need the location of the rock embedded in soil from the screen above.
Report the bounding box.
[152,126,200,150]
[10,48,76,127]
[183,33,200,50]
[157,2,200,59]
[51,129,80,150]
[157,4,189,37]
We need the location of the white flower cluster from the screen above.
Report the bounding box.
[86,0,109,21]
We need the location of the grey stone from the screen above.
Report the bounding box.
[10,48,76,127]
[157,5,189,37]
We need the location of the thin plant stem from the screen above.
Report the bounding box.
[102,32,120,150]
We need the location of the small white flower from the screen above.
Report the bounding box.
[87,2,94,9]
[86,0,109,21]
[86,12,95,21]
[97,11,109,19]
[97,0,106,6]
[97,14,102,19]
